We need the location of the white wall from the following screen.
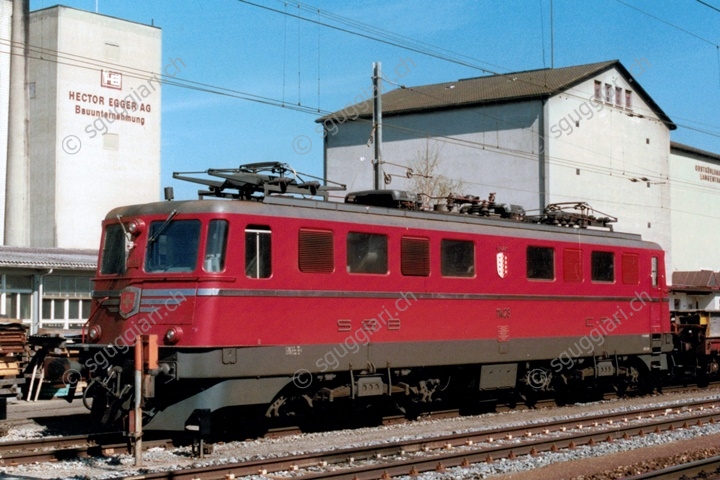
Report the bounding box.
[669,147,720,272]
[544,69,671,272]
[0,1,13,245]
[28,6,161,249]
[325,101,544,210]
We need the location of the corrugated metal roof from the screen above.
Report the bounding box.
[318,60,675,129]
[672,270,720,290]
[0,246,97,271]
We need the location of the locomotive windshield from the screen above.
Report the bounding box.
[100,223,127,275]
[146,220,201,273]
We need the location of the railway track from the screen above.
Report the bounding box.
[626,455,720,479]
[0,432,173,466]
[1,388,719,476]
[110,398,720,480]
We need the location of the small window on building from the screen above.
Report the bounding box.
[204,220,228,273]
[604,83,612,103]
[68,300,80,319]
[104,42,120,60]
[347,232,388,274]
[103,133,119,150]
[246,225,272,278]
[5,275,32,290]
[591,251,615,282]
[594,80,602,101]
[41,298,65,321]
[44,275,92,297]
[441,239,474,277]
[527,246,554,280]
[622,253,639,285]
[6,294,30,320]
[615,86,622,106]
[401,237,430,277]
[100,223,126,275]
[299,229,334,273]
[625,90,632,109]
[42,299,53,320]
[563,248,583,283]
[28,82,36,99]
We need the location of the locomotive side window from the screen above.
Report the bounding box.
[563,248,582,283]
[204,220,228,273]
[347,232,388,274]
[527,246,554,280]
[401,237,430,277]
[651,257,659,287]
[441,239,474,277]
[591,251,615,282]
[299,229,334,273]
[246,225,272,278]
[146,220,201,273]
[100,223,126,275]
[621,253,639,285]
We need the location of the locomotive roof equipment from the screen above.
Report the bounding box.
[173,161,346,200]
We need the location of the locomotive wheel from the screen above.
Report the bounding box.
[87,385,129,431]
[519,388,538,408]
[696,359,710,388]
[265,387,313,423]
[624,362,653,396]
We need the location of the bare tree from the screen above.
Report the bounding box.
[408,140,466,209]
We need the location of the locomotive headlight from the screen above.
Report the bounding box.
[164,326,183,345]
[126,219,145,236]
[88,325,102,342]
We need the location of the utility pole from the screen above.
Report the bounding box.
[372,62,383,190]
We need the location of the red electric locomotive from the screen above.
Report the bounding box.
[79,162,672,432]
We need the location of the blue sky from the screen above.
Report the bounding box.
[31,0,720,200]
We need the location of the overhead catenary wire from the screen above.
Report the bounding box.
[3,6,719,216]
[246,0,720,138]
[615,0,719,47]
[6,34,720,205]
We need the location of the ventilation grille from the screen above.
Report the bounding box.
[401,237,430,276]
[299,229,334,273]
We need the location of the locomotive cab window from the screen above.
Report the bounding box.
[591,251,615,282]
[527,246,555,280]
[651,257,659,287]
[146,220,201,273]
[246,225,272,278]
[347,232,388,274]
[100,223,127,275]
[441,239,474,277]
[204,220,229,273]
